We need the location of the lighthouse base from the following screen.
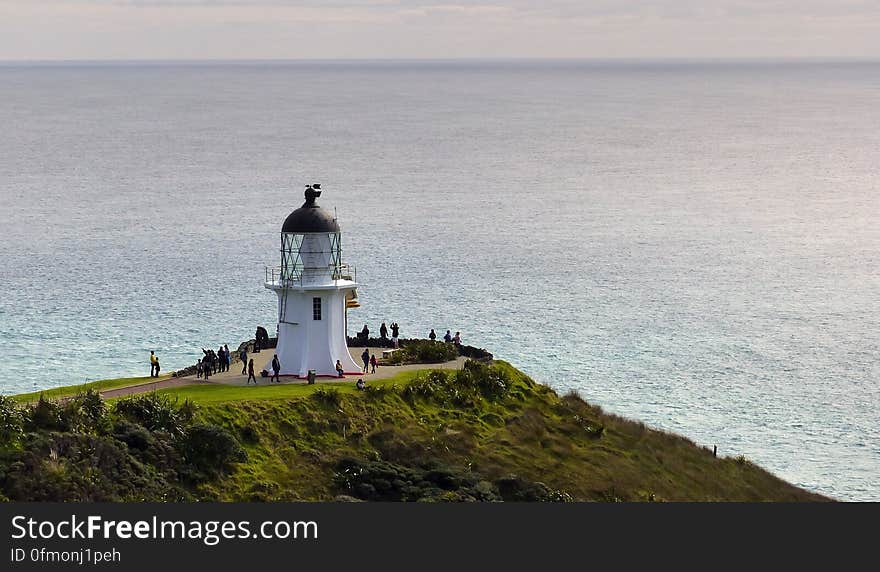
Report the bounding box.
[262,285,361,377]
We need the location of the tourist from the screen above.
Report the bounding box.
[240,347,248,374]
[335,360,345,378]
[254,327,262,352]
[356,378,365,391]
[203,356,211,380]
[196,358,203,379]
[370,353,377,374]
[390,322,400,349]
[380,322,388,344]
[271,354,281,383]
[247,358,257,384]
[453,331,461,345]
[150,351,159,377]
[219,345,227,372]
[429,329,436,341]
[361,348,370,373]
[360,324,370,342]
[203,348,214,374]
[224,344,231,371]
[444,330,452,343]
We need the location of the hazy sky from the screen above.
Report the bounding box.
[1,0,879,60]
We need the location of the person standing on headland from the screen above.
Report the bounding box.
[380,322,388,346]
[444,330,452,343]
[218,345,227,372]
[370,353,377,374]
[390,322,400,349]
[247,358,257,384]
[196,358,203,379]
[240,347,248,374]
[271,354,281,383]
[150,351,159,377]
[453,331,461,345]
[429,329,437,341]
[224,344,231,372]
[254,326,269,352]
[361,349,370,373]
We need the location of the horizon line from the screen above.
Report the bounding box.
[2,56,880,65]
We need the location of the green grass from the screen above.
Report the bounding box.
[6,360,830,502]
[12,375,172,404]
[152,371,426,404]
[180,361,828,502]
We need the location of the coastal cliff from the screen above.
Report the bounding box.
[0,357,828,502]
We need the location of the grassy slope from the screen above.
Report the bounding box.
[151,371,424,404]
[152,362,827,502]
[13,375,173,404]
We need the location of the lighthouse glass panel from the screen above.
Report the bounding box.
[280,231,342,282]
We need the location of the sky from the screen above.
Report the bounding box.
[0,0,879,60]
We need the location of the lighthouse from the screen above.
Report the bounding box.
[263,184,361,378]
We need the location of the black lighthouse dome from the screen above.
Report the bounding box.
[281,184,340,233]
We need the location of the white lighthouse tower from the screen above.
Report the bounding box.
[263,184,361,378]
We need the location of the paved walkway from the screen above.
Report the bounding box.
[99,351,468,399]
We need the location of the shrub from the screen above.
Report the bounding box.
[176,424,247,482]
[26,395,66,432]
[387,341,459,365]
[333,459,573,502]
[0,396,24,447]
[111,419,180,472]
[402,371,450,402]
[1,432,183,502]
[362,384,395,399]
[454,360,510,400]
[113,393,194,437]
[311,388,342,407]
[495,475,572,502]
[112,420,155,451]
[60,390,109,434]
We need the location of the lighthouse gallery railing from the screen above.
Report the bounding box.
[265,264,356,286]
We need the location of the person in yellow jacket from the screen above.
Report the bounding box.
[150,351,160,377]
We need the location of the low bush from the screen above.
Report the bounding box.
[333,458,571,502]
[113,393,196,437]
[386,340,459,365]
[311,388,342,407]
[454,360,511,400]
[176,424,248,482]
[26,395,66,432]
[0,396,24,447]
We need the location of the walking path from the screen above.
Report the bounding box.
[99,350,468,399]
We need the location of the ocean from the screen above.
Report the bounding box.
[0,60,877,500]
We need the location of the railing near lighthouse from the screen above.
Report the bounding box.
[265,263,356,287]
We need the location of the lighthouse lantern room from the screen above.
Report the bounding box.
[263,184,361,377]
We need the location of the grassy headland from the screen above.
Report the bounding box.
[12,375,172,404]
[0,360,828,502]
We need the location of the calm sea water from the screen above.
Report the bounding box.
[0,61,877,500]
